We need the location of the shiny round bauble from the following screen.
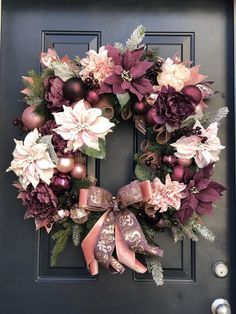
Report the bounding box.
[57,157,74,173]
[51,174,71,194]
[145,93,158,106]
[177,157,192,167]
[146,107,162,125]
[181,85,202,105]
[171,165,185,182]
[63,77,85,101]
[70,162,87,179]
[162,155,177,167]
[21,105,45,130]
[133,101,147,114]
[85,90,100,106]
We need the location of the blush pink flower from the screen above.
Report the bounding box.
[6,129,56,189]
[148,174,186,213]
[80,46,115,83]
[171,121,225,168]
[40,48,60,68]
[52,99,115,152]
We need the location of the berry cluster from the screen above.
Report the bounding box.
[145,59,163,85]
[12,117,29,133]
[84,72,100,90]
[172,125,208,143]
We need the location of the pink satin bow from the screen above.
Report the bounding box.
[80,181,163,275]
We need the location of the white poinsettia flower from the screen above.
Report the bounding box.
[6,129,56,189]
[80,46,115,83]
[52,99,115,152]
[171,120,225,168]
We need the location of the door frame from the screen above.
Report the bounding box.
[0,0,236,310]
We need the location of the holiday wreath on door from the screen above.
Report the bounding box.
[7,26,228,285]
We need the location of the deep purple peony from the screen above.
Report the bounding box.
[151,86,196,128]
[39,120,73,157]
[99,46,154,101]
[19,182,58,220]
[178,164,226,224]
[44,76,69,112]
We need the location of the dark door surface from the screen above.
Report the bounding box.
[0,1,235,313]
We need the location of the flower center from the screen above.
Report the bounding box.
[77,122,89,132]
[190,186,199,194]
[121,70,132,82]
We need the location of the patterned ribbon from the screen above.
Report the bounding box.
[80,181,163,275]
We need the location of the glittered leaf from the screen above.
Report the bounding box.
[116,93,130,109]
[39,135,58,164]
[80,139,106,159]
[135,164,152,181]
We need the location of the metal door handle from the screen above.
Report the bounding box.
[211,299,231,314]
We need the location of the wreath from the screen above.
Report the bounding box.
[7,25,228,286]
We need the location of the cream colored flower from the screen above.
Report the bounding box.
[157,57,190,91]
[52,99,115,152]
[7,129,56,189]
[80,46,115,83]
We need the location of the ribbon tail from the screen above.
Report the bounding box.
[81,212,108,275]
[115,225,147,273]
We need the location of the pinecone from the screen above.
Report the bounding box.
[145,59,163,85]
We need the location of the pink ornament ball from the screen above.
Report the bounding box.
[181,85,202,105]
[177,158,192,167]
[70,163,87,179]
[57,157,74,173]
[162,155,177,167]
[146,107,163,125]
[85,90,100,106]
[21,105,45,130]
[51,174,71,194]
[171,165,185,182]
[133,101,147,114]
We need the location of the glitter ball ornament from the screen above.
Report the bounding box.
[181,85,202,104]
[51,173,71,194]
[63,77,85,101]
[70,163,86,179]
[85,90,100,106]
[57,157,74,173]
[21,105,45,130]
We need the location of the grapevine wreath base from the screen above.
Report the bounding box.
[7,26,228,285]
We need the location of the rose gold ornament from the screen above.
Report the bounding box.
[21,105,45,130]
[177,158,192,167]
[70,205,89,224]
[70,162,86,179]
[57,157,74,173]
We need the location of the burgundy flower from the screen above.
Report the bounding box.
[18,182,58,220]
[44,76,69,112]
[99,46,154,101]
[150,86,196,128]
[178,164,226,224]
[39,120,73,157]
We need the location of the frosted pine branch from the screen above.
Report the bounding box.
[72,224,82,247]
[202,107,229,126]
[126,25,146,51]
[146,256,164,286]
[193,223,216,242]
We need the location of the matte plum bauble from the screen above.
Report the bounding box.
[133,101,147,114]
[171,165,185,182]
[63,77,85,101]
[57,157,74,173]
[85,90,100,106]
[70,163,86,179]
[177,158,192,167]
[21,105,45,130]
[181,85,202,104]
[51,173,71,194]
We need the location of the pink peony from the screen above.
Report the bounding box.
[80,46,115,83]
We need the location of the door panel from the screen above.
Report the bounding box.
[0,1,234,313]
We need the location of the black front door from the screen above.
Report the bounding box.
[0,1,235,313]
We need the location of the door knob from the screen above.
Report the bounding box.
[211,299,231,314]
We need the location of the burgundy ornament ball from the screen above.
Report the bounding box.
[70,163,87,179]
[21,105,45,130]
[171,165,185,182]
[63,77,85,101]
[162,155,177,167]
[51,173,71,194]
[57,157,74,173]
[177,158,192,167]
[85,90,100,106]
[181,85,202,105]
[133,101,147,114]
